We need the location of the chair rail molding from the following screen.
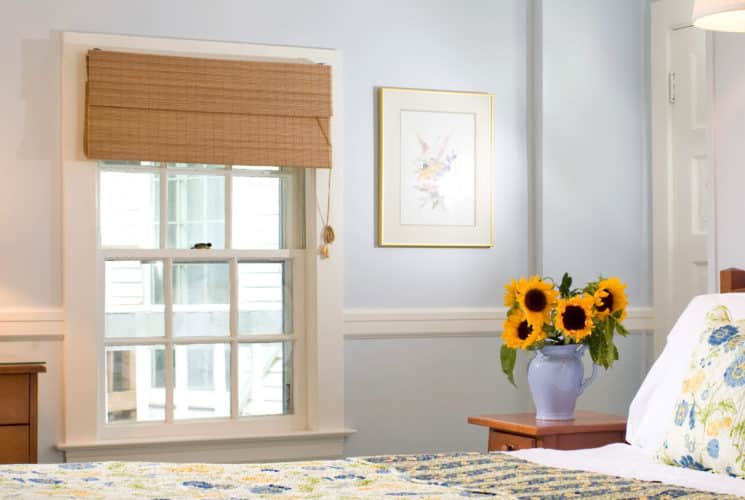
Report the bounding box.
[0,309,65,340]
[343,307,654,339]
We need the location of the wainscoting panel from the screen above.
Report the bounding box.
[344,307,654,338]
[343,308,655,457]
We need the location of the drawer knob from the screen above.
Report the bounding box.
[500,443,516,451]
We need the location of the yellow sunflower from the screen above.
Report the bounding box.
[593,277,628,320]
[517,275,558,325]
[502,309,545,350]
[503,278,526,308]
[556,295,595,342]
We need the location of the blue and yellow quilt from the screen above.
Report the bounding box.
[0,452,736,499]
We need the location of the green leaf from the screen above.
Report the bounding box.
[718,399,738,415]
[616,322,629,337]
[587,330,603,367]
[584,280,599,295]
[500,345,517,387]
[731,420,745,439]
[559,273,573,298]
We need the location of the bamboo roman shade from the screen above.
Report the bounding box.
[84,50,332,168]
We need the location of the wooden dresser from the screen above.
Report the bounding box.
[0,362,46,464]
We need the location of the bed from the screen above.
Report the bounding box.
[0,450,740,498]
[4,275,745,499]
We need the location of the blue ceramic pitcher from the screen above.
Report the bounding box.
[527,344,599,420]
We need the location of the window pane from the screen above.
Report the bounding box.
[105,345,165,423]
[105,261,164,338]
[239,342,291,416]
[232,165,280,172]
[99,160,161,168]
[232,177,281,249]
[167,174,225,249]
[172,262,229,337]
[100,170,160,248]
[238,262,285,335]
[175,344,230,420]
[167,163,225,170]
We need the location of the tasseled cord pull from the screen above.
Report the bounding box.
[320,225,335,259]
[318,167,335,259]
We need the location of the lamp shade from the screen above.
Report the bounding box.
[693,0,745,32]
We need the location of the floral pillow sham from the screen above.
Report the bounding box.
[657,305,745,477]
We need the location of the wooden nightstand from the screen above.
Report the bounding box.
[0,361,46,464]
[468,411,627,452]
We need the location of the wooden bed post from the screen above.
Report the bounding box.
[720,268,745,293]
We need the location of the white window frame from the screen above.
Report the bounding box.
[59,32,349,462]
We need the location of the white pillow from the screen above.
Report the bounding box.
[656,304,745,476]
[627,293,745,454]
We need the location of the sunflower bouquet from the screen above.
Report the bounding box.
[500,273,629,386]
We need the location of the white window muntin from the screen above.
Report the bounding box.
[97,162,305,251]
[97,161,307,439]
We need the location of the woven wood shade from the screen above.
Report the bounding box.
[84,50,332,168]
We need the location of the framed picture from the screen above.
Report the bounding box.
[378,87,493,247]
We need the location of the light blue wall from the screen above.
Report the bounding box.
[713,33,745,271]
[1,0,530,309]
[344,333,653,456]
[0,0,651,460]
[541,0,652,306]
[344,0,653,456]
[344,337,532,456]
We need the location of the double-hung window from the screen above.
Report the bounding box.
[61,33,345,461]
[99,162,306,429]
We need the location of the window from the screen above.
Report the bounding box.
[61,34,344,460]
[100,162,304,425]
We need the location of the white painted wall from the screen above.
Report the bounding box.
[345,0,653,455]
[711,33,745,270]
[541,0,652,306]
[0,0,651,461]
[344,332,653,456]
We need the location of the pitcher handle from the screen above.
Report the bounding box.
[580,363,599,395]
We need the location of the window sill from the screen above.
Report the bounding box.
[57,428,355,463]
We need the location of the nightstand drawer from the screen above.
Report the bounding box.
[0,375,29,425]
[0,426,30,464]
[542,430,626,450]
[488,430,536,451]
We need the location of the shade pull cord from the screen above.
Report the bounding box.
[316,117,331,147]
[316,169,334,259]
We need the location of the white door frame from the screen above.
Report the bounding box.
[651,0,717,355]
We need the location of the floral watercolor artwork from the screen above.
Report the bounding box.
[378,88,492,247]
[399,110,476,226]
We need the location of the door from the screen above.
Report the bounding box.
[652,0,713,354]
[670,26,710,321]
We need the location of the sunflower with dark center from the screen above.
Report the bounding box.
[556,295,595,341]
[593,277,628,320]
[503,278,526,308]
[517,275,558,326]
[502,310,545,350]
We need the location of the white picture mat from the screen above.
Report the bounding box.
[399,110,476,227]
[379,88,492,247]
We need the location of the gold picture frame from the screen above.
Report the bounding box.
[378,87,494,248]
